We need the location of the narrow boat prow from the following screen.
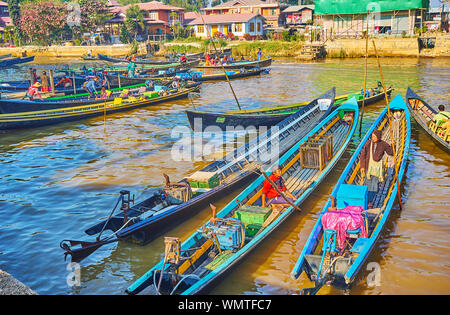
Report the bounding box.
[291,94,411,295]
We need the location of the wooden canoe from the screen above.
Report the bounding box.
[61,88,336,263]
[0,85,199,130]
[195,58,272,70]
[405,87,449,152]
[186,87,393,131]
[98,53,174,65]
[0,82,192,114]
[178,68,270,82]
[125,97,359,295]
[291,94,411,293]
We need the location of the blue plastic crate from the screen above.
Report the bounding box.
[154,85,167,92]
[336,184,368,210]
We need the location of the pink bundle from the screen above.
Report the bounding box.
[321,206,368,250]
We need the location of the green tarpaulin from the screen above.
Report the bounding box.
[315,0,429,15]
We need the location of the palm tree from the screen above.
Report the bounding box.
[125,5,145,41]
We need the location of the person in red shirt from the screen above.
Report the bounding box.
[22,82,43,100]
[180,54,187,63]
[261,166,297,209]
[55,76,73,88]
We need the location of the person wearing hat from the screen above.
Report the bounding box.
[22,82,43,100]
[359,129,394,205]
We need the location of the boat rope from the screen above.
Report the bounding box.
[170,274,201,296]
[96,195,123,241]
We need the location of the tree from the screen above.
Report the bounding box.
[125,5,145,41]
[77,0,111,33]
[6,0,23,45]
[20,1,67,45]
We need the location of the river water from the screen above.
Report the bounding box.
[0,57,449,295]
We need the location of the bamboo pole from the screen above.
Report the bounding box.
[198,13,241,110]
[359,10,370,136]
[49,69,55,96]
[371,40,403,210]
[72,72,77,95]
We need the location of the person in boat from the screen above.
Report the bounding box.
[22,82,43,100]
[228,55,234,62]
[261,166,297,210]
[433,105,450,131]
[30,69,39,84]
[257,48,262,61]
[87,49,92,57]
[127,60,136,78]
[171,79,180,89]
[359,129,394,205]
[205,53,211,63]
[22,50,27,57]
[40,71,50,92]
[55,75,73,88]
[84,77,99,98]
[240,55,245,61]
[222,55,228,64]
[119,89,130,98]
[97,86,111,100]
[180,54,187,63]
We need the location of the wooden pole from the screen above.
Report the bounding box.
[359,10,370,136]
[118,73,121,89]
[73,72,77,95]
[49,69,55,96]
[198,13,241,110]
[371,40,403,210]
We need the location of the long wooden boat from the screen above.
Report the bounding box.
[187,87,393,131]
[0,76,88,92]
[60,88,336,264]
[0,54,12,60]
[0,56,34,69]
[0,85,199,130]
[126,98,359,295]
[406,87,449,152]
[178,68,270,82]
[291,94,411,294]
[195,58,272,70]
[99,53,174,65]
[0,82,201,114]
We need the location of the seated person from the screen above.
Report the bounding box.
[432,105,450,131]
[359,130,394,206]
[261,166,297,210]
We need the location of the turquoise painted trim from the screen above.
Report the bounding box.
[127,97,359,295]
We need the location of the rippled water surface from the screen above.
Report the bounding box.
[0,57,449,295]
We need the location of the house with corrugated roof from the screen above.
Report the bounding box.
[203,0,287,28]
[186,12,265,39]
[283,5,314,25]
[315,0,429,38]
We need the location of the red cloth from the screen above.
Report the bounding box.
[262,174,286,199]
[321,206,367,249]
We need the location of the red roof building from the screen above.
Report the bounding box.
[203,0,287,28]
[186,12,265,39]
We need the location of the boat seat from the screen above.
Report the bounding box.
[346,228,361,239]
[350,237,369,254]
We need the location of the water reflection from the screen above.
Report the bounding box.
[0,57,448,295]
